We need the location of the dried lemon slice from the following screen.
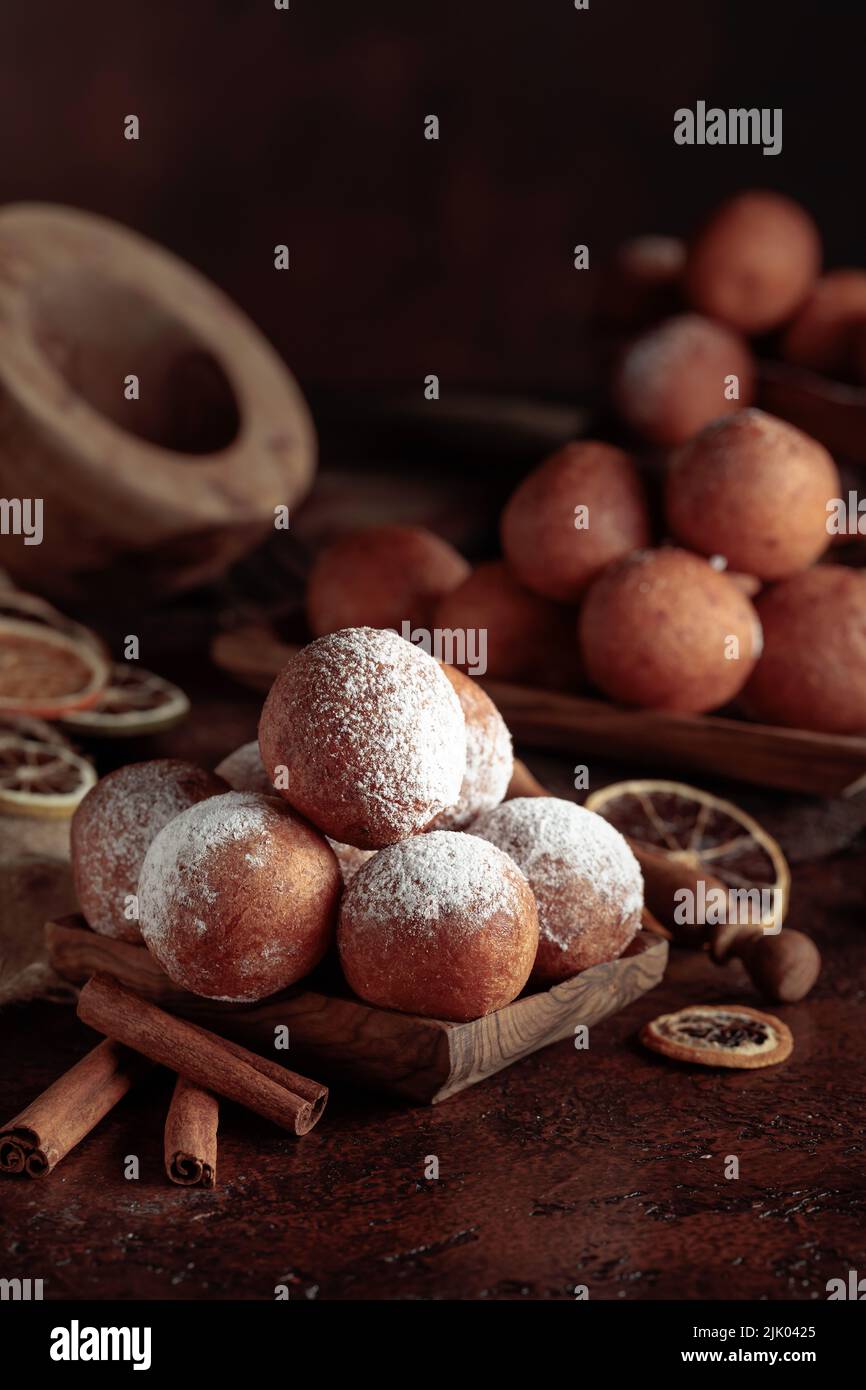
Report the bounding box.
[585,778,790,930]
[0,735,97,816]
[60,665,190,737]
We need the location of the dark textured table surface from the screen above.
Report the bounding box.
[1,606,864,1302]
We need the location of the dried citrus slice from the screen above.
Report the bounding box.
[0,735,97,816]
[0,712,71,746]
[585,778,789,930]
[0,589,106,654]
[640,1004,793,1069]
[0,618,110,717]
[60,664,190,737]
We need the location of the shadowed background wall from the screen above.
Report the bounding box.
[1,0,862,393]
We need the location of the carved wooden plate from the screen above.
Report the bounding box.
[46,916,667,1105]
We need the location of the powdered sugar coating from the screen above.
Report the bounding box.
[338,830,539,1020]
[613,312,753,445]
[259,627,466,849]
[139,792,272,947]
[215,740,273,794]
[617,314,735,418]
[343,831,525,939]
[138,791,339,1001]
[71,759,227,943]
[618,235,686,279]
[430,667,513,830]
[471,797,644,980]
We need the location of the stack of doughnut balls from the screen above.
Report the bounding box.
[70,631,645,1022]
[300,190,865,734]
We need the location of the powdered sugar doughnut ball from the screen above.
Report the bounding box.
[215,740,272,794]
[327,838,376,884]
[71,759,228,943]
[338,831,539,1021]
[579,549,762,713]
[139,792,340,1002]
[742,567,866,734]
[259,627,465,849]
[782,269,866,374]
[431,561,583,690]
[306,524,470,636]
[471,798,643,983]
[428,665,513,830]
[501,441,651,600]
[612,314,755,447]
[666,410,839,580]
[598,235,686,326]
[685,191,820,334]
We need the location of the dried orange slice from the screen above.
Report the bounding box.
[585,778,790,930]
[0,618,110,717]
[0,712,71,746]
[0,589,106,654]
[60,664,190,737]
[0,735,96,816]
[640,1004,793,1069]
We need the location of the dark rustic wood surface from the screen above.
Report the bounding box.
[0,610,864,1302]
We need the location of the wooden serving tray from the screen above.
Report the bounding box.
[760,359,866,468]
[210,624,866,798]
[46,917,667,1104]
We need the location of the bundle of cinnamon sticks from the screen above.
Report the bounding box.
[0,974,328,1188]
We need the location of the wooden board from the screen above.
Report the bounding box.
[480,680,866,800]
[45,917,667,1105]
[210,623,866,798]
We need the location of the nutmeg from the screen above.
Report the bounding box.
[709,922,821,1004]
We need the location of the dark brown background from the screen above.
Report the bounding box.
[2,0,864,393]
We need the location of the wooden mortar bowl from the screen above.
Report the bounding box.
[0,204,316,599]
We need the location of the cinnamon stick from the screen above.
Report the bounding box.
[164,1075,219,1187]
[640,905,673,942]
[0,1039,151,1178]
[506,758,551,800]
[78,974,327,1136]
